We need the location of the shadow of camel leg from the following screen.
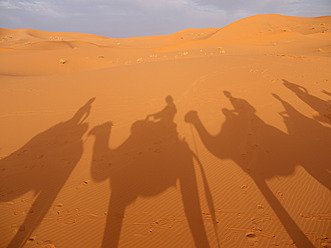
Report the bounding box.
[254,178,314,248]
[180,166,210,248]
[7,187,61,248]
[101,193,126,248]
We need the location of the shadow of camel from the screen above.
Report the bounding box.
[89,96,219,248]
[273,93,331,190]
[283,79,331,124]
[0,98,95,248]
[185,91,317,248]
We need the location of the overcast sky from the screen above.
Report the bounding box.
[0,0,330,38]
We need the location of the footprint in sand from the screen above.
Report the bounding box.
[257,204,264,211]
[75,180,90,190]
[27,236,36,243]
[246,232,258,246]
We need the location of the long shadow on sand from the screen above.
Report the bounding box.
[89,96,218,248]
[0,98,95,248]
[283,79,331,124]
[185,90,330,248]
[273,94,331,190]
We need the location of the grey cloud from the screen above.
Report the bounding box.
[0,0,330,38]
[192,0,331,17]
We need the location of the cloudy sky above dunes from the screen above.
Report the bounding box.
[0,0,330,38]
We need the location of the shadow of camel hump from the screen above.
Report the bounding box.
[185,91,316,248]
[0,97,95,248]
[89,96,218,248]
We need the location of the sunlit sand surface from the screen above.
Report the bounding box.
[0,14,330,248]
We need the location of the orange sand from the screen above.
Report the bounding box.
[0,14,330,248]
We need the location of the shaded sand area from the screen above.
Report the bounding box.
[0,14,330,247]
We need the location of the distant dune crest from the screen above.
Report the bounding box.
[1,14,330,49]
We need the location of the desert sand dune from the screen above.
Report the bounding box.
[0,14,330,248]
[208,14,331,41]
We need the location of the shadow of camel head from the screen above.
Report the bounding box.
[88,121,113,137]
[184,110,198,124]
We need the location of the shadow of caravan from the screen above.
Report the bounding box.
[185,91,319,248]
[89,96,218,248]
[283,79,331,124]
